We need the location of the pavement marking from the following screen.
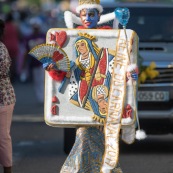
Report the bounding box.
[16,141,35,147]
[13,115,44,122]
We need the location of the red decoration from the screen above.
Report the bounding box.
[50,33,56,42]
[77,26,112,29]
[55,31,67,48]
[51,105,57,115]
[135,67,139,74]
[48,70,66,82]
[52,51,64,62]
[52,96,58,103]
[122,104,132,118]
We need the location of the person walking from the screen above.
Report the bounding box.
[45,0,123,172]
[60,2,123,172]
[40,1,139,172]
[0,19,16,173]
[60,1,138,172]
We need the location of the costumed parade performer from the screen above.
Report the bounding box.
[58,1,138,172]
[28,0,147,172]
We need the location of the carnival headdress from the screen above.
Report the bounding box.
[76,0,103,14]
[64,0,119,29]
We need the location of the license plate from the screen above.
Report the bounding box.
[138,91,169,102]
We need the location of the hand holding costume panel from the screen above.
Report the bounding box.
[29,44,70,72]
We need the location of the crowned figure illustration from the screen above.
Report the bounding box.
[69,33,116,123]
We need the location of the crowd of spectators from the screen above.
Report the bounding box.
[0,0,70,84]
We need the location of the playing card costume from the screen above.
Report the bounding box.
[29,0,146,172]
[60,1,139,172]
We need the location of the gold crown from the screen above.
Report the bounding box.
[78,33,96,41]
[79,0,100,5]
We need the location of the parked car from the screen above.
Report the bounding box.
[101,0,173,134]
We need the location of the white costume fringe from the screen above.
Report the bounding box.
[136,129,147,140]
[64,11,119,29]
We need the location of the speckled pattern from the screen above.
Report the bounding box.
[60,127,123,173]
[0,41,16,106]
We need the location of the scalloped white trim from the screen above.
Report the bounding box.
[127,63,137,72]
[98,12,119,28]
[121,117,133,125]
[76,4,103,13]
[64,11,118,29]
[64,11,82,28]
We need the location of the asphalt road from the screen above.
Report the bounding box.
[0,82,173,173]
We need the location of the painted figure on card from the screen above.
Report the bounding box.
[70,34,115,123]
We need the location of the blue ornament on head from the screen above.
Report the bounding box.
[115,7,130,27]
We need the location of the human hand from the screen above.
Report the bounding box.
[65,71,71,78]
[46,63,55,71]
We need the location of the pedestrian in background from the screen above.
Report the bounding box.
[22,17,46,105]
[2,12,20,83]
[0,19,16,173]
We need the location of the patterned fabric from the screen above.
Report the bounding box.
[0,42,16,106]
[61,25,122,173]
[79,54,90,68]
[61,127,123,173]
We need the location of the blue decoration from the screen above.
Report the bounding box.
[131,73,138,81]
[40,57,55,69]
[115,7,130,27]
[58,61,76,93]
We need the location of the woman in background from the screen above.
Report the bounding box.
[0,19,16,173]
[2,12,20,82]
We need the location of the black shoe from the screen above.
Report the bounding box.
[3,166,12,173]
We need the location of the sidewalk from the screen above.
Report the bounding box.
[13,81,45,122]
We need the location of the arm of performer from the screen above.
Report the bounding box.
[43,63,71,78]
[43,61,76,93]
